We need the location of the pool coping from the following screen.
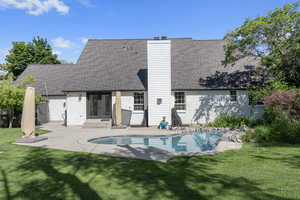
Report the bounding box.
[14,124,243,162]
[88,133,221,152]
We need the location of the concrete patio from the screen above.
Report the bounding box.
[14,123,242,162]
[15,123,181,161]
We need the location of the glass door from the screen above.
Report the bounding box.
[87,92,112,119]
[99,94,112,118]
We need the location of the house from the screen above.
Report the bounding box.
[18,37,264,127]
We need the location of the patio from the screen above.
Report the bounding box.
[15,123,181,161]
[15,123,241,162]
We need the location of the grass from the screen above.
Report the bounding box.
[1,129,300,200]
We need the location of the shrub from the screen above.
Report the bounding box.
[262,107,278,124]
[245,126,271,143]
[269,119,300,144]
[264,89,300,121]
[208,115,262,129]
[0,74,45,128]
[246,121,300,144]
[246,110,300,144]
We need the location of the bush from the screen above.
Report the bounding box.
[262,107,278,124]
[245,126,271,143]
[246,108,300,144]
[208,115,262,129]
[264,89,300,120]
[270,119,300,144]
[246,121,300,144]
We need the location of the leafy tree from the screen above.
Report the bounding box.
[264,89,300,121]
[0,66,8,80]
[0,74,44,128]
[224,1,300,87]
[3,37,61,78]
[0,71,5,81]
[60,60,74,64]
[248,79,290,104]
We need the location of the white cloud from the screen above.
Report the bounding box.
[53,50,61,56]
[52,37,74,48]
[0,0,69,15]
[80,37,88,45]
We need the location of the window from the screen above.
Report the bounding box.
[175,92,186,110]
[134,92,144,111]
[230,90,237,102]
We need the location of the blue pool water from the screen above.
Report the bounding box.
[89,133,221,153]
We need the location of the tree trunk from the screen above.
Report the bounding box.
[8,118,13,128]
[8,109,14,128]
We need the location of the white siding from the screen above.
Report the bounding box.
[48,96,66,121]
[147,40,172,126]
[66,92,86,126]
[171,90,264,124]
[112,91,147,125]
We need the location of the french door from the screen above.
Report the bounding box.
[87,92,112,119]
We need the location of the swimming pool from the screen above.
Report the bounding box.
[88,132,222,153]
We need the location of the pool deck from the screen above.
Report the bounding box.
[14,123,242,162]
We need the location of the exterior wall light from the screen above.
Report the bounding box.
[157,98,162,105]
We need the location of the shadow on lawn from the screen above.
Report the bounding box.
[251,144,300,169]
[14,149,102,200]
[0,167,12,200]
[7,148,298,200]
[253,154,300,169]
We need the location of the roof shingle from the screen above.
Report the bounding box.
[18,38,259,95]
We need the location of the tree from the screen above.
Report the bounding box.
[3,37,61,78]
[264,89,300,121]
[0,74,44,128]
[60,60,73,64]
[223,1,300,87]
[0,66,8,80]
[0,68,6,80]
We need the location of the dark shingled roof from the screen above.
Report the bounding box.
[17,64,78,95]
[18,38,260,95]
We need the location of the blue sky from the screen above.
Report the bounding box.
[0,0,296,64]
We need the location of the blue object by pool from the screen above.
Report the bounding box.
[159,121,169,129]
[89,132,221,153]
[159,116,168,129]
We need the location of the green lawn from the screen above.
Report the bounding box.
[0,129,300,200]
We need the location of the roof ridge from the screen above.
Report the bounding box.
[193,39,224,41]
[28,64,75,67]
[87,37,193,41]
[27,64,77,69]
